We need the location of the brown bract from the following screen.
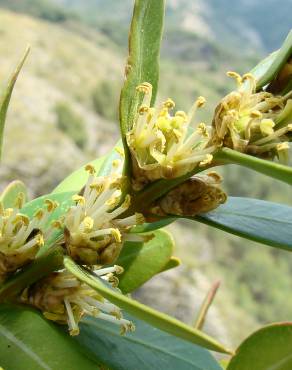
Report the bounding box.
[152,172,227,217]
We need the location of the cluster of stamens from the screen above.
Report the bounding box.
[0,194,59,282]
[0,162,144,336]
[212,72,292,162]
[63,165,145,265]
[126,82,216,189]
[21,266,135,336]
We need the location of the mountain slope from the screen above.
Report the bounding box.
[0,9,122,195]
[53,0,292,52]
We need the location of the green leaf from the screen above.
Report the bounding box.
[97,141,123,177]
[227,322,292,370]
[250,30,292,90]
[119,0,165,181]
[0,180,28,208]
[195,197,292,251]
[119,0,165,136]
[0,304,100,370]
[52,156,106,194]
[20,191,74,220]
[21,192,75,253]
[76,314,222,370]
[214,147,292,186]
[0,47,30,159]
[160,256,181,272]
[116,230,174,293]
[52,142,123,194]
[64,256,232,354]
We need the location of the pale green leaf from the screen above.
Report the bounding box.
[0,304,100,370]
[0,180,28,208]
[227,322,292,370]
[116,230,174,293]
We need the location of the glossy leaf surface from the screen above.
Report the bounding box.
[76,314,222,370]
[0,304,99,370]
[227,322,292,370]
[195,197,292,251]
[64,257,232,354]
[116,230,174,293]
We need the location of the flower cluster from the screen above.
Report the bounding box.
[212,72,292,162]
[126,82,216,189]
[151,172,227,217]
[0,163,144,336]
[63,165,145,265]
[21,266,134,336]
[0,194,59,282]
[22,165,143,334]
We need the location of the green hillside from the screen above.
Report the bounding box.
[0,9,123,196]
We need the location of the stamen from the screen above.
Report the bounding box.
[72,195,85,205]
[15,193,25,209]
[85,164,96,175]
[115,147,125,158]
[64,298,79,336]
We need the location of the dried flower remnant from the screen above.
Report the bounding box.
[152,172,227,217]
[212,72,292,163]
[0,194,59,281]
[22,266,135,336]
[126,82,216,189]
[64,165,145,266]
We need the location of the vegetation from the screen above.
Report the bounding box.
[91,80,119,121]
[0,2,291,367]
[55,102,87,149]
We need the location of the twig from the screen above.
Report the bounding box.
[194,280,221,330]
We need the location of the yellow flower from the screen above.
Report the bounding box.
[213,72,292,162]
[0,194,58,281]
[126,82,216,189]
[64,165,144,265]
[22,266,135,336]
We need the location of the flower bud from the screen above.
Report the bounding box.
[151,172,227,217]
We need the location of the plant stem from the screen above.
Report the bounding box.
[194,280,220,330]
[125,166,208,215]
[214,148,292,185]
[0,246,64,302]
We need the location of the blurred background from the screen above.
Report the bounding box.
[0,0,291,348]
